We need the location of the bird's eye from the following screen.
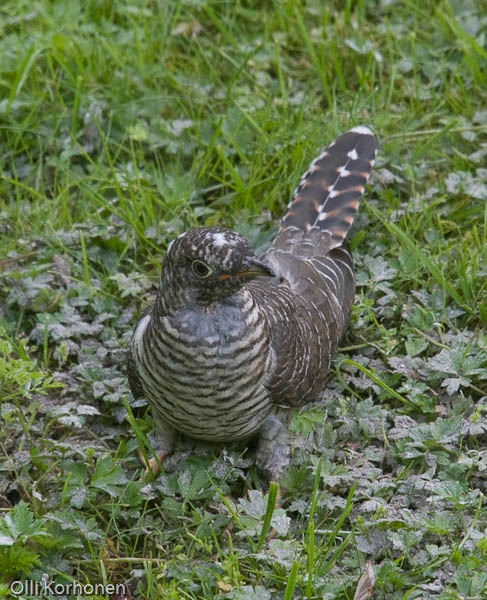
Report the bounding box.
[191,260,213,278]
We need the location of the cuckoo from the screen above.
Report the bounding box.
[127,127,378,483]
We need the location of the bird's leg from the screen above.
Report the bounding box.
[255,414,290,485]
[253,415,290,541]
[138,419,176,477]
[142,450,169,477]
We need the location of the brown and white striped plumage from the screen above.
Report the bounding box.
[128,127,378,482]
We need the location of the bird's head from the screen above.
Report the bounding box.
[158,227,275,311]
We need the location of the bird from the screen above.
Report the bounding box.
[127,126,378,484]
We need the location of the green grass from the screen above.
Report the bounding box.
[1,0,487,598]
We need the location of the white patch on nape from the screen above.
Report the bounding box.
[347,148,358,160]
[337,165,351,177]
[166,239,175,253]
[211,231,231,248]
[350,125,373,136]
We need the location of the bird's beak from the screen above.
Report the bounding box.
[237,258,275,279]
[218,258,275,281]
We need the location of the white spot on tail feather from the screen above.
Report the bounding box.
[347,148,358,160]
[349,125,374,136]
[337,166,350,177]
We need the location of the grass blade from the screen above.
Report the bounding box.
[256,481,279,551]
[369,206,471,313]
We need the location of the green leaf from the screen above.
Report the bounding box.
[0,545,40,580]
[2,501,45,541]
[290,407,327,436]
[90,455,128,496]
[405,334,429,357]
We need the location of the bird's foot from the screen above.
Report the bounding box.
[138,449,169,478]
[255,415,290,484]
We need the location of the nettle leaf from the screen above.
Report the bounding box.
[396,415,464,462]
[405,334,429,358]
[33,305,103,344]
[427,342,486,391]
[92,376,126,403]
[430,415,463,444]
[462,403,487,437]
[49,511,104,543]
[238,489,268,520]
[222,585,272,600]
[427,481,481,509]
[363,255,398,283]
[426,348,457,376]
[179,468,213,500]
[473,110,487,124]
[462,351,487,377]
[409,415,463,447]
[441,376,470,395]
[63,460,88,484]
[76,404,101,416]
[465,169,487,200]
[356,398,384,437]
[62,460,90,508]
[269,511,289,536]
[90,455,128,496]
[445,172,462,194]
[290,406,327,436]
[69,486,89,510]
[110,272,153,298]
[59,414,84,428]
[397,380,436,413]
[48,401,100,429]
[237,490,289,536]
[4,271,56,311]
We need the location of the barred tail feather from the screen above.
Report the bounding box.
[280,126,378,248]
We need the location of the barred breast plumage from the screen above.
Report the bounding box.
[127,126,378,482]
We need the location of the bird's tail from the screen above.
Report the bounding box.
[279,126,378,248]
